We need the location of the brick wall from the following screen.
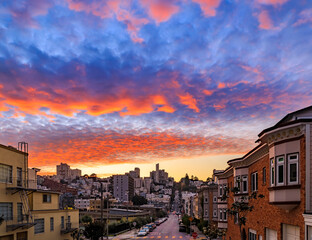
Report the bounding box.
[226,136,306,240]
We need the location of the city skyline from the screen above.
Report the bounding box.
[1,0,312,180]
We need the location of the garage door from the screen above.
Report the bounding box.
[283,224,300,240]
[266,228,277,240]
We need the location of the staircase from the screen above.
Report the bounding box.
[19,190,33,223]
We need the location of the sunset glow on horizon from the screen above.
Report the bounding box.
[1,0,312,180]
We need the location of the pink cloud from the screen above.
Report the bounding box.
[140,0,179,24]
[258,10,274,30]
[293,9,312,27]
[257,0,288,6]
[192,0,221,17]
[240,65,262,74]
[66,0,149,43]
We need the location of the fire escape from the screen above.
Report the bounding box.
[5,142,35,232]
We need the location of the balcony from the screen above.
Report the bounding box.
[268,185,301,210]
[61,221,77,234]
[5,177,37,192]
[5,215,35,232]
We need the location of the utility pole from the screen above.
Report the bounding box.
[106,194,109,239]
[100,182,103,240]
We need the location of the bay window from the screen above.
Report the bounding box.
[288,154,299,184]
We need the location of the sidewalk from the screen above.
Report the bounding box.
[110,228,138,240]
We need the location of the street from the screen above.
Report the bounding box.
[113,214,195,240]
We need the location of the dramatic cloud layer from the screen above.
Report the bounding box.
[0,0,312,177]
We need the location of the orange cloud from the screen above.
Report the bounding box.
[258,10,274,30]
[178,92,200,112]
[140,0,179,24]
[203,89,214,96]
[192,0,221,17]
[0,84,175,117]
[218,82,226,89]
[26,130,253,170]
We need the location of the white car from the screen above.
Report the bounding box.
[137,230,148,236]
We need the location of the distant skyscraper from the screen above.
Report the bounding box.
[56,163,70,179]
[113,174,134,202]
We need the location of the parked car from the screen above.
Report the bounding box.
[179,224,186,232]
[137,230,148,236]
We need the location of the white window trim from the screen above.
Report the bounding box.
[270,158,275,186]
[242,175,248,193]
[276,156,285,186]
[235,176,241,193]
[251,172,258,192]
[223,209,227,221]
[288,153,299,185]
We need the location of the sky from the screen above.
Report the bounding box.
[0,0,312,180]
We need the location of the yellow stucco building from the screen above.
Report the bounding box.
[0,143,79,240]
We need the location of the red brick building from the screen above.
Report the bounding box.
[215,106,312,240]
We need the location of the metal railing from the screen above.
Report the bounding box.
[3,177,37,189]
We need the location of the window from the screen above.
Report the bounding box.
[0,203,13,220]
[43,194,51,203]
[0,164,12,183]
[270,158,275,186]
[61,216,64,229]
[223,209,227,221]
[17,168,22,186]
[249,229,257,240]
[263,167,266,185]
[251,172,258,192]
[213,196,217,203]
[213,209,217,217]
[242,175,248,193]
[288,154,299,184]
[276,156,285,185]
[219,185,223,196]
[235,176,241,192]
[219,210,223,221]
[205,198,208,203]
[34,218,45,234]
[50,217,54,231]
[17,203,23,222]
[68,215,71,223]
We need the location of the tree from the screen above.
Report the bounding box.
[81,215,92,225]
[132,195,148,206]
[83,222,104,240]
[204,222,226,239]
[222,186,264,240]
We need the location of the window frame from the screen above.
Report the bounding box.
[262,167,266,185]
[270,158,275,186]
[276,155,285,186]
[213,209,217,218]
[219,209,223,221]
[223,209,227,221]
[34,218,45,234]
[43,194,52,203]
[235,176,241,193]
[287,153,299,185]
[0,164,13,183]
[242,175,248,193]
[50,217,54,231]
[248,229,257,240]
[251,172,258,192]
[0,202,13,220]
